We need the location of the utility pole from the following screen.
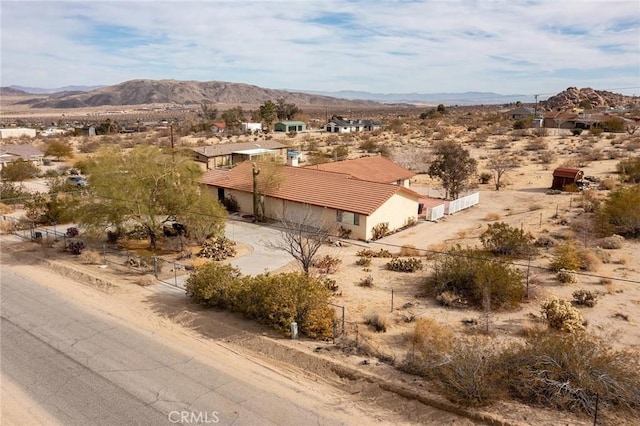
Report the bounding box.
[534,94,540,116]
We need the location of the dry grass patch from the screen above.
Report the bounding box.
[398,244,420,256]
[485,212,501,221]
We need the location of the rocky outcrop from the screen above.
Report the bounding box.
[542,87,640,110]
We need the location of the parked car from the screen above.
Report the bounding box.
[67,176,88,187]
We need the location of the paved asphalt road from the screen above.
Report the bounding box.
[0,268,352,425]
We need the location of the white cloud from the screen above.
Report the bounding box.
[1,0,638,95]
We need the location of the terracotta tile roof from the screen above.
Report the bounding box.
[199,162,420,216]
[304,156,414,184]
[191,140,287,158]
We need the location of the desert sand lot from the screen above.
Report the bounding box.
[2,102,639,424]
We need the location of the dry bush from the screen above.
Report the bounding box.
[358,275,374,287]
[0,219,15,234]
[312,254,341,274]
[0,203,12,214]
[502,333,640,416]
[398,244,420,256]
[603,281,618,295]
[519,318,547,337]
[485,212,501,221]
[355,256,371,267]
[577,249,601,272]
[592,247,612,263]
[572,289,598,307]
[557,269,578,284]
[538,150,556,164]
[599,178,617,190]
[364,312,388,332]
[540,298,584,332]
[411,317,453,358]
[80,248,102,265]
[138,275,155,287]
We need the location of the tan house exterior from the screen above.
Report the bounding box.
[199,162,421,241]
[191,140,287,170]
[304,155,415,188]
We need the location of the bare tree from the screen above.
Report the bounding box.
[267,207,333,274]
[487,152,518,191]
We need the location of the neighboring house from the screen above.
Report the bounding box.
[210,122,226,133]
[199,162,421,241]
[304,156,415,187]
[0,144,44,169]
[0,128,36,139]
[505,107,535,120]
[191,140,287,170]
[325,119,382,133]
[543,111,579,129]
[241,122,263,134]
[274,121,306,132]
[551,168,584,190]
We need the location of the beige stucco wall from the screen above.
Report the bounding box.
[364,192,419,241]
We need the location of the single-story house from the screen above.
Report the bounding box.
[551,168,584,190]
[0,128,36,139]
[0,144,44,169]
[304,156,414,187]
[274,121,306,132]
[543,111,579,129]
[325,119,382,133]
[241,122,263,134]
[199,162,421,241]
[505,107,535,121]
[191,140,287,170]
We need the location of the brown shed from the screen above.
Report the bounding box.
[551,168,584,190]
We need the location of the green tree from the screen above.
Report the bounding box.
[436,104,446,113]
[0,159,39,181]
[45,140,74,161]
[480,222,535,257]
[77,145,225,250]
[428,141,478,199]
[257,100,277,128]
[276,98,301,120]
[221,106,243,134]
[595,185,640,238]
[199,102,218,121]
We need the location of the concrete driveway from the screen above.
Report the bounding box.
[225,219,295,276]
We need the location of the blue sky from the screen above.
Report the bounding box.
[1,0,639,96]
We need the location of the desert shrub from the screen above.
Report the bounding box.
[525,138,547,151]
[197,237,237,260]
[66,240,85,255]
[386,257,423,272]
[480,222,536,257]
[590,126,604,136]
[185,262,243,307]
[399,244,420,256]
[79,248,102,264]
[322,277,339,292]
[538,150,555,164]
[540,298,584,332]
[436,290,464,308]
[571,128,583,136]
[549,241,581,271]
[502,333,640,415]
[595,186,640,238]
[598,178,617,190]
[484,212,500,221]
[312,254,341,274]
[534,234,557,247]
[616,157,640,183]
[577,249,601,271]
[412,317,453,356]
[572,289,598,307]
[359,139,379,153]
[592,247,611,263]
[355,256,371,267]
[356,248,392,258]
[364,312,388,332]
[598,234,624,249]
[358,275,374,287]
[186,264,334,338]
[66,227,79,237]
[371,222,390,240]
[0,181,30,201]
[24,193,76,225]
[430,247,525,310]
[220,194,239,212]
[478,172,492,184]
[557,269,577,284]
[429,338,504,407]
[0,159,39,181]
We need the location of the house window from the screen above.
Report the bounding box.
[337,210,359,225]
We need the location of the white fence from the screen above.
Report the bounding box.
[425,203,445,221]
[445,192,480,215]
